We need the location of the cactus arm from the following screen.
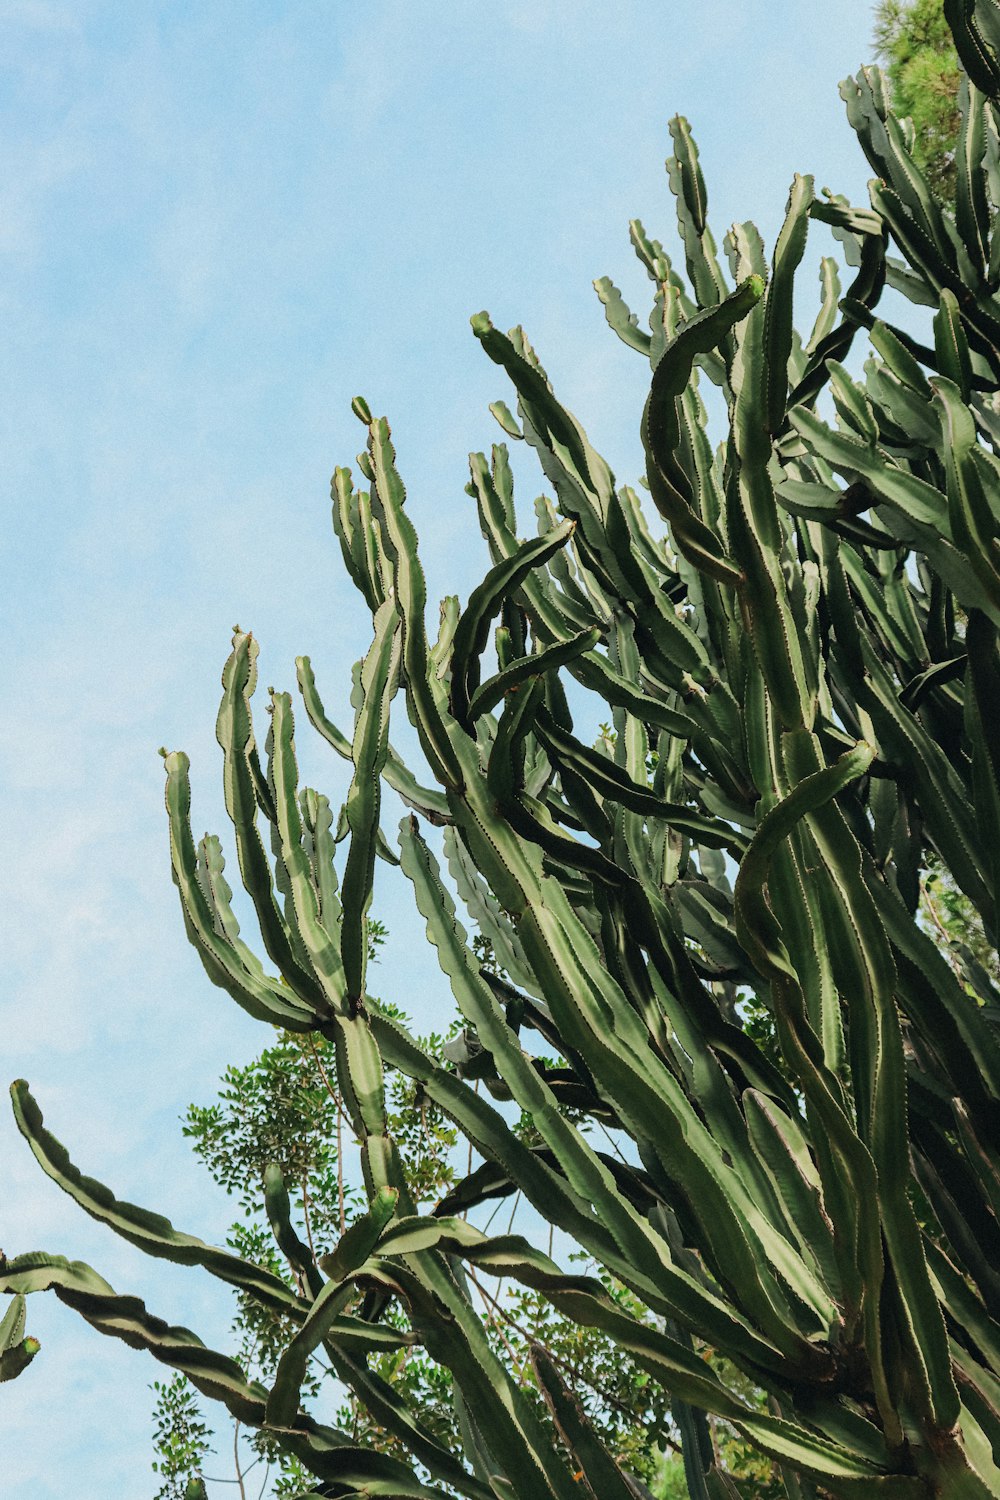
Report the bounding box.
[628,217,672,281]
[449,520,576,725]
[215,632,324,1003]
[936,293,976,403]
[196,832,270,979]
[868,318,935,394]
[470,324,708,689]
[360,408,465,791]
[320,1186,399,1280]
[365,1006,626,1270]
[967,610,1000,937]
[827,360,879,444]
[744,1092,842,1299]
[324,1345,498,1500]
[0,1292,26,1353]
[593,275,653,356]
[860,643,992,917]
[295,652,353,758]
[0,1334,39,1382]
[268,691,349,1009]
[266,1189,398,1427]
[466,626,602,723]
[331,466,386,613]
[299,788,345,936]
[843,68,971,279]
[296,654,451,824]
[0,1294,38,1382]
[871,180,983,315]
[936,377,1000,611]
[534,493,609,626]
[466,449,601,645]
[787,407,952,531]
[443,828,538,992]
[263,1162,323,1296]
[346,1263,584,1500]
[397,817,797,1369]
[433,1147,655,1221]
[734,742,904,1438]
[876,508,1000,624]
[2,1253,456,1497]
[666,115,729,311]
[533,708,744,851]
[444,1253,920,1494]
[874,879,1000,1122]
[783,740,961,1431]
[790,226,887,410]
[470,315,616,528]
[926,1239,1000,1375]
[764,175,814,438]
[10,1081,306,1317]
[401,811,836,1367]
[260,1177,497,1498]
[0,1251,282,1427]
[163,750,321,1029]
[340,601,400,1006]
[570,649,699,737]
[949,0,1000,95]
[806,257,843,354]
[728,286,817,733]
[642,276,763,585]
[489,397,522,440]
[529,1344,641,1500]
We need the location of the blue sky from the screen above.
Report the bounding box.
[2,2,878,1492]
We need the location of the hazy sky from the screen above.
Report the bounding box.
[2,2,878,1493]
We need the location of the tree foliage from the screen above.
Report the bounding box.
[875,0,962,194]
[153,1011,694,1495]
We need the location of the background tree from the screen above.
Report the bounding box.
[6,8,1000,1498]
[150,975,722,1496]
[874,0,962,193]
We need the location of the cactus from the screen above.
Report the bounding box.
[6,13,1000,1499]
[0,1294,38,1383]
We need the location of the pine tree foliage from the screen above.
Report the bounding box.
[875,0,962,194]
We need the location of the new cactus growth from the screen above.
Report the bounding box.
[6,10,1000,1497]
[0,1294,38,1383]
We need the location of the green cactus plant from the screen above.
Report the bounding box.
[0,1294,38,1384]
[6,13,1000,1498]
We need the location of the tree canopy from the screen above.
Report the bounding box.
[874,0,962,192]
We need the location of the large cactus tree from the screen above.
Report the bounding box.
[6,5,1000,1496]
